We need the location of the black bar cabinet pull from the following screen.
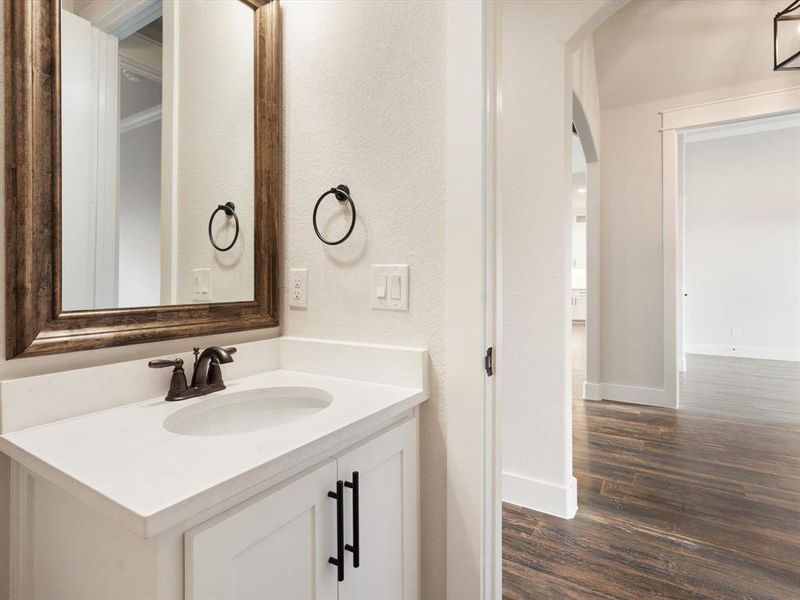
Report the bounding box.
[344,471,360,568]
[328,481,345,582]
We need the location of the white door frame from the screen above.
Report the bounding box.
[160,0,180,304]
[447,2,631,598]
[93,31,120,309]
[661,86,800,400]
[484,3,502,596]
[572,95,601,400]
[444,1,500,598]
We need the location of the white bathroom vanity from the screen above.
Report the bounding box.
[1,338,428,600]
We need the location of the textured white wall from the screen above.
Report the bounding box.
[280,2,447,596]
[600,98,666,387]
[684,123,800,360]
[174,0,255,304]
[499,0,624,514]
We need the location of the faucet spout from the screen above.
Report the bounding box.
[152,346,237,402]
[191,346,237,389]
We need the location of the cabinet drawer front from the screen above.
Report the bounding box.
[186,460,338,600]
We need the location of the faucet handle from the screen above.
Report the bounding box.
[148,358,189,401]
[148,358,184,369]
[207,361,224,386]
[224,346,237,355]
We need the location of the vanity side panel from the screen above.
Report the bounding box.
[25,471,164,600]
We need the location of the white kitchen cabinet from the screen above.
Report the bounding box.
[572,212,587,270]
[571,289,587,321]
[186,417,418,600]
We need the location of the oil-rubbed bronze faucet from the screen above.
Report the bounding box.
[148,346,237,401]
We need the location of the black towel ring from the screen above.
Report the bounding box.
[208,202,240,252]
[313,184,356,246]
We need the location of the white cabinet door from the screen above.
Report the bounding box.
[186,460,339,600]
[337,418,419,600]
[577,296,587,320]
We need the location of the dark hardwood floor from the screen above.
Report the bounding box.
[503,324,800,599]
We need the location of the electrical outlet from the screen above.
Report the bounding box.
[289,268,308,309]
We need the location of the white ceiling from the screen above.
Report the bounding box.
[593,0,800,110]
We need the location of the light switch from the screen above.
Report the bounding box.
[371,265,409,310]
[376,276,387,299]
[390,274,402,300]
[192,268,212,302]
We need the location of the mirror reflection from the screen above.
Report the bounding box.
[61,0,255,311]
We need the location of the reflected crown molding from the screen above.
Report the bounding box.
[79,0,161,40]
[120,33,163,83]
[120,104,162,134]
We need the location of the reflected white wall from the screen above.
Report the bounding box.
[119,118,162,307]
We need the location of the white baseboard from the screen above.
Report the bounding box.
[686,344,800,362]
[583,381,603,401]
[502,472,577,519]
[677,356,686,373]
[582,380,676,408]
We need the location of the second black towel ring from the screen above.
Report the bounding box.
[208,202,240,252]
[313,184,356,246]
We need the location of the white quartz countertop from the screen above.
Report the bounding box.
[0,368,426,538]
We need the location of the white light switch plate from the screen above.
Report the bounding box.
[192,268,212,302]
[289,268,308,309]
[371,264,409,310]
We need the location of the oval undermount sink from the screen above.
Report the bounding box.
[163,387,332,436]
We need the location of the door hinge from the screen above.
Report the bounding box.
[485,347,494,377]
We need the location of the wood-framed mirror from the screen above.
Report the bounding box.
[4,0,280,359]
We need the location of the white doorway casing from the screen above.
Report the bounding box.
[680,114,800,363]
[662,86,800,394]
[572,92,602,409]
[60,9,120,311]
